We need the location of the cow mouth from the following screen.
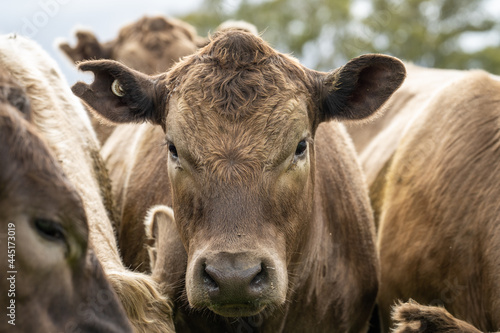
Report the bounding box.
[208,303,267,317]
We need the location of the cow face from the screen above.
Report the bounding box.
[60,16,206,75]
[73,30,405,317]
[0,80,132,332]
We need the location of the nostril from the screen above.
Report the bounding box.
[202,264,219,292]
[249,263,268,290]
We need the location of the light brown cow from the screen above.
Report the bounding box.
[346,64,465,223]
[0,35,174,333]
[392,301,483,333]
[0,71,132,333]
[73,29,406,331]
[376,71,500,331]
[60,15,207,143]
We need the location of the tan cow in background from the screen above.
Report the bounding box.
[0,35,174,333]
[72,29,405,332]
[374,70,500,331]
[60,15,207,74]
[346,64,465,223]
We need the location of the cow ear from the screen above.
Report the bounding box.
[144,205,175,271]
[59,30,111,63]
[71,60,167,125]
[318,54,406,123]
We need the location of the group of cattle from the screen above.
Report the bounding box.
[0,14,498,333]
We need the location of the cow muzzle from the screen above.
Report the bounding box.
[186,251,287,317]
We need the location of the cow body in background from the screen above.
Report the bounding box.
[377,71,500,331]
[347,64,465,224]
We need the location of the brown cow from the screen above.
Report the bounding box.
[392,301,483,333]
[377,71,500,331]
[60,15,207,74]
[0,72,132,333]
[0,35,174,332]
[60,15,207,143]
[72,29,406,331]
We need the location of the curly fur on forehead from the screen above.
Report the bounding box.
[165,29,316,121]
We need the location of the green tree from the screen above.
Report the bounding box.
[338,0,498,70]
[181,0,351,69]
[181,0,500,72]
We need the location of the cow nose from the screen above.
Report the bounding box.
[201,257,269,303]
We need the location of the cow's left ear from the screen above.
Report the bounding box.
[72,60,167,125]
[318,54,406,123]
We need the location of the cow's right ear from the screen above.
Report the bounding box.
[72,60,167,125]
[316,54,406,123]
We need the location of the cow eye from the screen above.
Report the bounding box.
[168,143,178,159]
[34,218,66,243]
[295,140,307,157]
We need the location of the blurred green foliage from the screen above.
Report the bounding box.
[180,0,500,72]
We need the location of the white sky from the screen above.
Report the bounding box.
[1,0,499,82]
[0,0,204,83]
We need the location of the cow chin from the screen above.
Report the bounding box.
[185,249,288,318]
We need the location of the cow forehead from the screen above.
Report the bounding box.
[167,94,309,183]
[164,30,314,121]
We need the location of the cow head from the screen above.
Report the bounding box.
[73,29,405,317]
[60,16,207,75]
[0,74,131,332]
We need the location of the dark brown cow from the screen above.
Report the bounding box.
[60,15,207,143]
[72,29,406,331]
[377,71,500,331]
[0,72,132,333]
